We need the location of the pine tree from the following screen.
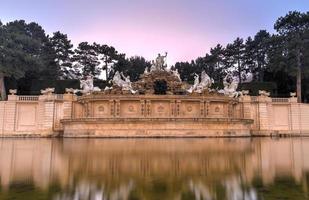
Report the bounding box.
[50,31,75,79]
[224,38,246,83]
[0,20,52,99]
[72,42,100,77]
[274,11,309,102]
[244,31,271,82]
[94,43,121,81]
[208,44,226,82]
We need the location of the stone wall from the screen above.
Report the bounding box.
[0,94,74,136]
[242,95,309,136]
[0,93,308,137]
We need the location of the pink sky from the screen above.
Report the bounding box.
[1,0,309,65]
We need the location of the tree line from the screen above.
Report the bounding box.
[174,11,309,102]
[0,11,309,102]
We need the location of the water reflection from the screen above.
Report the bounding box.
[0,138,308,200]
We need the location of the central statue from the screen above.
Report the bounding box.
[155,52,168,71]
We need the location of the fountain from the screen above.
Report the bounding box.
[61,53,253,137]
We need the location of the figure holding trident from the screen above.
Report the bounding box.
[155,52,168,71]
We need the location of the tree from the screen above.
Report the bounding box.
[0,20,52,99]
[207,44,226,82]
[244,31,271,81]
[174,61,196,83]
[244,37,256,79]
[72,42,100,77]
[113,56,150,81]
[274,11,309,102]
[50,31,75,79]
[94,43,121,81]
[223,38,246,83]
[254,30,271,81]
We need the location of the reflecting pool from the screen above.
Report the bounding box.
[0,138,308,200]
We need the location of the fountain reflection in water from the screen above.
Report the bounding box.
[0,138,308,200]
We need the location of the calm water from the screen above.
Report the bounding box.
[0,138,308,200]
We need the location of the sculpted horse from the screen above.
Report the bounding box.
[112,71,137,94]
[219,75,242,98]
[187,73,200,93]
[80,76,101,94]
[187,71,214,94]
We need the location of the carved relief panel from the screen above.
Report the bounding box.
[208,102,227,117]
[120,100,141,118]
[151,101,170,117]
[180,101,200,117]
[93,101,110,117]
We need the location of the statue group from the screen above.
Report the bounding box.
[187,71,214,94]
[79,75,101,94]
[111,71,137,94]
[78,52,242,97]
[144,52,168,73]
[218,74,242,98]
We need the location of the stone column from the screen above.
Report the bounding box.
[38,94,56,135]
[115,100,120,117]
[109,100,115,117]
[228,102,233,118]
[146,100,151,117]
[200,100,205,117]
[257,94,272,134]
[170,100,176,117]
[0,101,5,135]
[240,95,252,119]
[175,100,181,117]
[205,101,210,117]
[85,101,90,117]
[3,95,18,134]
[140,100,146,117]
[289,96,301,133]
[63,94,75,119]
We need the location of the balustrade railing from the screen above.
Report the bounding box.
[272,98,289,103]
[18,96,39,101]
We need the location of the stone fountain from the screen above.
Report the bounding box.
[61,53,253,137]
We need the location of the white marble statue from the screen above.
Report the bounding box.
[155,52,168,71]
[41,88,55,95]
[80,75,101,94]
[144,66,149,74]
[219,74,242,98]
[187,71,213,93]
[187,73,200,93]
[112,71,137,94]
[112,71,124,86]
[150,60,156,72]
[65,88,74,94]
[198,71,214,90]
[9,89,17,95]
[259,90,270,97]
[104,86,113,91]
[172,68,181,81]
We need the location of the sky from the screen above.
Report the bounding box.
[1,0,309,65]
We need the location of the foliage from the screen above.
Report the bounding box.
[50,31,75,79]
[112,56,150,82]
[0,20,52,77]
